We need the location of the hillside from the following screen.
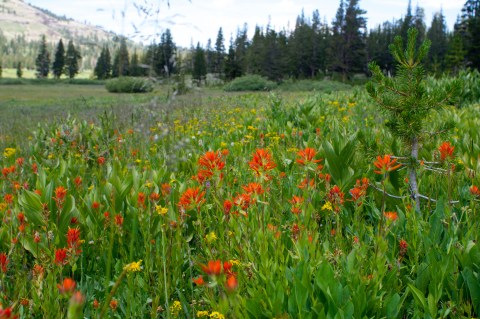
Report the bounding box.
[0,0,114,43]
[0,0,139,71]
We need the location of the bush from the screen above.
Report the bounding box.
[224,75,277,92]
[105,77,154,93]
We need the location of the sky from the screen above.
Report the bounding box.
[27,0,466,47]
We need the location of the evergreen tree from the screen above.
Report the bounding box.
[224,39,242,80]
[461,0,480,69]
[366,21,398,75]
[52,39,65,79]
[94,46,112,79]
[413,5,426,48]
[289,11,314,78]
[328,0,367,80]
[445,31,466,74]
[157,29,176,77]
[367,28,461,212]
[192,42,207,85]
[0,62,2,79]
[247,26,265,75]
[16,62,22,78]
[112,37,129,77]
[426,11,448,74]
[234,25,249,76]
[65,40,81,79]
[35,35,50,78]
[205,39,214,73]
[399,0,414,43]
[130,50,142,76]
[214,27,225,76]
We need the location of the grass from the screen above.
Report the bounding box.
[1,68,93,79]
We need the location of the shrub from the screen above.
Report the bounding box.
[223,75,277,92]
[105,77,154,93]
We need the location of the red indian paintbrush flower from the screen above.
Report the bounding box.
[328,185,345,212]
[178,187,206,212]
[470,185,480,197]
[0,252,8,273]
[242,182,265,196]
[198,151,226,172]
[57,278,76,295]
[384,211,398,222]
[192,275,205,286]
[200,260,222,276]
[438,141,455,161]
[249,149,276,179]
[223,199,233,215]
[373,155,401,175]
[55,248,68,265]
[55,186,67,201]
[225,275,238,292]
[296,148,322,167]
[67,227,82,254]
[289,196,304,215]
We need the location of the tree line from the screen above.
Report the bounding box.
[94,0,479,83]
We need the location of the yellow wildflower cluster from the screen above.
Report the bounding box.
[3,147,16,158]
[170,300,182,317]
[321,201,333,211]
[156,205,168,216]
[205,231,218,243]
[123,260,142,273]
[209,311,225,319]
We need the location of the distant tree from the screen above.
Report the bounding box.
[445,22,467,74]
[94,46,112,79]
[328,0,367,80]
[192,42,207,84]
[426,11,448,74]
[413,5,426,47]
[130,50,142,76]
[112,37,129,77]
[366,21,398,75]
[205,39,214,73]
[234,25,249,76]
[16,62,22,78]
[214,27,225,76]
[158,29,176,77]
[0,63,2,78]
[35,35,50,78]
[52,39,65,79]
[65,40,81,79]
[224,39,242,80]
[399,0,414,44]
[461,0,480,69]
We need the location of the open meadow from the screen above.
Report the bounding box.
[0,77,480,318]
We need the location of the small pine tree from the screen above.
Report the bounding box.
[112,37,129,77]
[366,28,461,212]
[52,39,65,79]
[35,35,50,78]
[65,40,81,79]
[16,62,22,78]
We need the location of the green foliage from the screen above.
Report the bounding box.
[223,74,277,91]
[192,43,207,83]
[16,62,22,78]
[278,79,352,92]
[94,46,112,80]
[112,37,130,78]
[105,76,154,93]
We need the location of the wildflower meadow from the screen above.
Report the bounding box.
[1,33,480,318]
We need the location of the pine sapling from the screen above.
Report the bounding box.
[366,27,461,213]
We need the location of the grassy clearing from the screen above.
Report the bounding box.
[1,68,93,79]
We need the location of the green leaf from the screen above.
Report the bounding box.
[408,284,427,311]
[18,190,45,227]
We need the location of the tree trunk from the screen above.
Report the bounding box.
[409,136,421,213]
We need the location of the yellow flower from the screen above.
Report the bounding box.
[229,259,241,266]
[124,260,142,272]
[205,231,217,243]
[170,300,182,316]
[322,201,333,211]
[48,153,55,159]
[3,147,16,158]
[209,311,225,319]
[220,142,227,148]
[156,205,168,216]
[0,203,7,211]
[197,311,209,317]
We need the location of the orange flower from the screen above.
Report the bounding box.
[200,260,222,276]
[97,156,106,165]
[137,192,146,208]
[55,248,68,266]
[198,151,225,172]
[178,187,205,211]
[349,178,369,205]
[373,155,401,175]
[93,299,100,309]
[149,192,160,202]
[242,182,264,196]
[438,141,455,161]
[0,252,8,273]
[92,201,100,210]
[161,183,171,196]
[55,186,67,201]
[384,211,398,222]
[327,185,345,212]
[248,149,276,179]
[233,193,252,211]
[470,185,480,197]
[67,227,81,254]
[110,299,118,311]
[223,199,232,215]
[296,148,322,167]
[192,275,205,286]
[225,275,238,292]
[57,278,76,295]
[115,214,124,226]
[289,196,304,215]
[4,194,13,204]
[74,176,82,188]
[399,239,408,256]
[297,178,315,190]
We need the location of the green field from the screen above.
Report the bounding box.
[0,77,479,318]
[2,68,93,79]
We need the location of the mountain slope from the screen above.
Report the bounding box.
[0,0,114,43]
